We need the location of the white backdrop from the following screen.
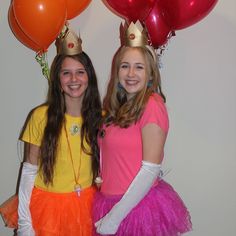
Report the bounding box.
[0,1,235,235]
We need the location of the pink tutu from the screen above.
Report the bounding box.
[92,180,192,236]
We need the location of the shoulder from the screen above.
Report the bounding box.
[139,93,169,132]
[147,93,165,107]
[32,104,48,116]
[144,93,167,118]
[20,105,48,141]
[28,104,48,124]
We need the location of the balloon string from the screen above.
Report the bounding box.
[34,23,69,81]
[156,31,175,69]
[35,52,50,80]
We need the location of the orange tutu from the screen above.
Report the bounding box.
[0,194,18,228]
[30,186,96,236]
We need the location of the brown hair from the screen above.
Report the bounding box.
[40,52,102,185]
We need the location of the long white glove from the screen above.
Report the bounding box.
[17,162,38,236]
[95,160,161,235]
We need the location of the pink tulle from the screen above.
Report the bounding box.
[92,180,192,236]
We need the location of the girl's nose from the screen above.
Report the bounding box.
[128,67,135,77]
[71,72,78,81]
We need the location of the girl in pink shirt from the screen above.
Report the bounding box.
[93,21,192,236]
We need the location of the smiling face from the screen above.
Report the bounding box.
[118,47,148,99]
[59,57,88,103]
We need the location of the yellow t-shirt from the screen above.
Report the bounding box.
[21,105,93,193]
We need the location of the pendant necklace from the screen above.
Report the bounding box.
[64,123,82,196]
[70,123,80,136]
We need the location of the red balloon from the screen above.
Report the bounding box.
[8,5,40,52]
[158,0,218,30]
[102,0,156,22]
[145,1,172,48]
[13,0,67,51]
[66,0,92,20]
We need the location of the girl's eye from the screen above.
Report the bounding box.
[76,70,86,75]
[61,71,70,76]
[120,64,129,69]
[60,69,86,77]
[136,64,144,70]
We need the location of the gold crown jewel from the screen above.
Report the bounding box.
[56,26,82,56]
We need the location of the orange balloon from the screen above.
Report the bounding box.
[8,5,40,52]
[13,0,67,51]
[66,0,92,20]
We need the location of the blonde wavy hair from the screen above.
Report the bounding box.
[103,46,165,128]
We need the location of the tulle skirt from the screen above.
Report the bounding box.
[30,186,96,236]
[0,194,18,228]
[92,180,192,236]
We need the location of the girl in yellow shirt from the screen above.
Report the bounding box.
[17,27,102,236]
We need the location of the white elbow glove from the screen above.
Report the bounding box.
[95,161,161,235]
[17,162,38,236]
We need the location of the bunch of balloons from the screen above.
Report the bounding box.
[8,0,92,52]
[9,0,218,52]
[102,0,218,49]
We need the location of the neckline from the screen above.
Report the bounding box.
[65,113,82,124]
[65,113,82,119]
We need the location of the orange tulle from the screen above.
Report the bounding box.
[30,186,96,236]
[0,194,18,228]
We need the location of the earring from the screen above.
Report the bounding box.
[147,80,153,88]
[117,82,123,90]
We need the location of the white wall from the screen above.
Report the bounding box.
[0,1,235,235]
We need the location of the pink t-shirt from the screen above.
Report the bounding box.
[99,93,169,195]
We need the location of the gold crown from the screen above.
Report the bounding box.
[120,21,157,62]
[56,26,82,55]
[121,20,149,47]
